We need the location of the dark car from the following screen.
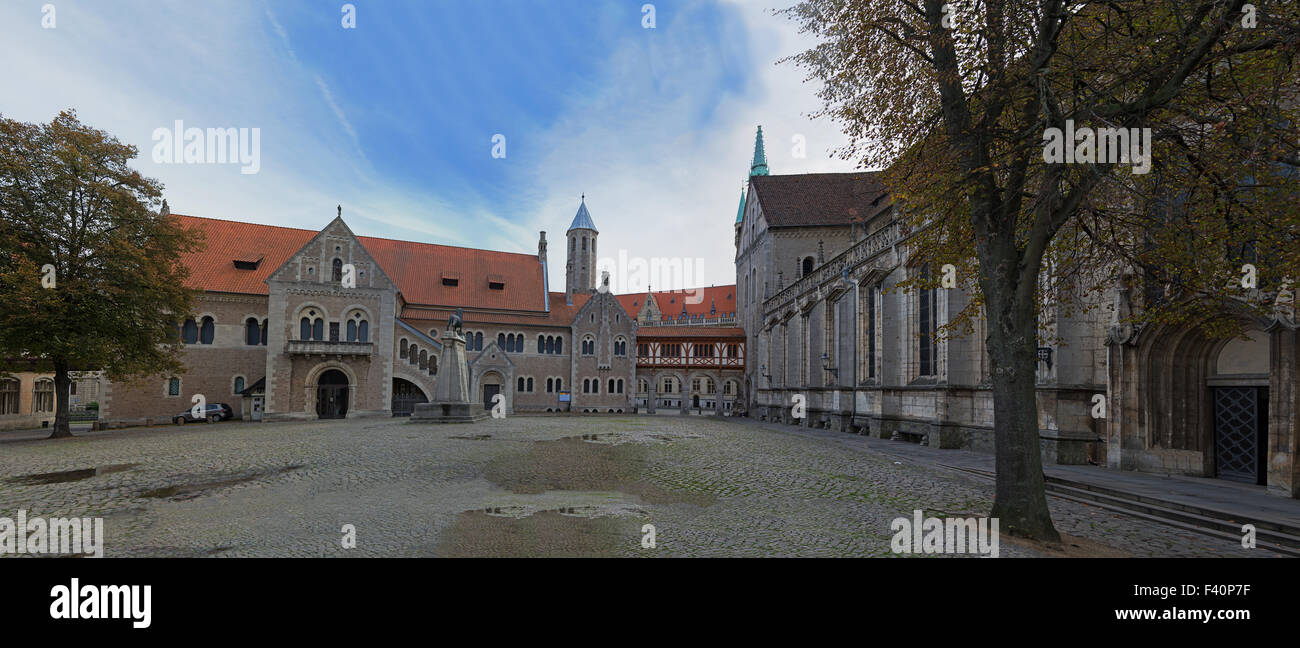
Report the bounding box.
[173,403,234,425]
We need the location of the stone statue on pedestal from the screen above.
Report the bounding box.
[410,309,487,424]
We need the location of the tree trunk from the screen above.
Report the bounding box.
[48,359,73,439]
[983,278,1061,542]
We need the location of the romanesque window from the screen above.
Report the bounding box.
[498,333,506,350]
[346,313,369,343]
[0,379,18,415]
[429,357,438,376]
[608,378,615,394]
[554,378,562,392]
[245,318,260,346]
[233,376,245,394]
[616,379,624,394]
[332,258,343,282]
[409,344,419,365]
[419,350,428,370]
[554,337,562,354]
[591,379,598,394]
[518,377,526,392]
[546,378,554,393]
[400,338,409,358]
[527,377,533,392]
[199,316,214,344]
[181,318,198,344]
[545,336,555,354]
[802,256,814,277]
[582,379,590,394]
[33,379,54,413]
[167,377,180,396]
[537,335,545,353]
[614,338,627,356]
[582,336,595,355]
[474,332,483,351]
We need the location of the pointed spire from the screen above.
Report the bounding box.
[735,184,746,224]
[568,195,598,232]
[750,126,769,177]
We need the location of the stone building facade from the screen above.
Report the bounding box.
[100,200,745,425]
[735,125,1299,498]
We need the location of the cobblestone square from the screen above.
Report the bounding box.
[0,416,1274,557]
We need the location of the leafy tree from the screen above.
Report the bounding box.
[0,110,201,438]
[783,0,1300,540]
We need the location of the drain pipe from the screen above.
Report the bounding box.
[842,268,861,434]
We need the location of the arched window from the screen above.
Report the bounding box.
[358,320,368,342]
[617,379,624,394]
[300,317,311,340]
[546,336,555,354]
[312,318,324,340]
[537,335,545,353]
[802,256,814,277]
[527,377,533,392]
[507,334,516,353]
[347,319,357,342]
[199,316,215,344]
[554,337,562,354]
[234,376,245,394]
[429,356,438,375]
[554,378,562,392]
[400,339,409,358]
[608,378,615,394]
[332,258,343,282]
[168,377,181,396]
[0,379,18,415]
[498,333,506,349]
[518,377,527,392]
[546,378,554,393]
[181,318,198,344]
[245,318,260,346]
[474,332,483,350]
[409,344,419,365]
[582,379,589,394]
[419,350,428,370]
[33,379,54,413]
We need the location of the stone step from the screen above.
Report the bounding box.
[939,464,1300,556]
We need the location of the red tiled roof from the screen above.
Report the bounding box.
[635,326,745,339]
[173,215,547,310]
[615,285,736,319]
[173,215,314,295]
[750,172,890,228]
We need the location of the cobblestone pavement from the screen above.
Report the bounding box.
[0,415,1279,557]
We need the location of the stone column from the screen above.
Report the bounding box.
[1268,327,1300,497]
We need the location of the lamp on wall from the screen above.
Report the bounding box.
[821,352,838,378]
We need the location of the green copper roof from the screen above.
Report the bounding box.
[750,126,769,176]
[735,186,746,224]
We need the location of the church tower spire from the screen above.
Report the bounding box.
[565,195,598,304]
[749,125,769,177]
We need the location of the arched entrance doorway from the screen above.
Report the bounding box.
[392,378,428,417]
[316,369,349,419]
[480,372,503,411]
[1210,330,1270,484]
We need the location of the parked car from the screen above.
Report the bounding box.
[173,403,234,425]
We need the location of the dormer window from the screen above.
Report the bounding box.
[233,254,263,270]
[488,274,505,290]
[441,271,460,287]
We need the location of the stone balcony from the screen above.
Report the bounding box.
[284,340,374,357]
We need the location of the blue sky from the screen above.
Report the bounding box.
[1,0,858,290]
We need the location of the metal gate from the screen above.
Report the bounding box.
[1213,387,1265,484]
[391,379,427,417]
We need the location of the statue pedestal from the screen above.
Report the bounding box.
[410,331,488,424]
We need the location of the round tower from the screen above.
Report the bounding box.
[565,195,598,303]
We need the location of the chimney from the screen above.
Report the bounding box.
[538,231,547,264]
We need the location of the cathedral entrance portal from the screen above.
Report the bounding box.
[1213,386,1268,485]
